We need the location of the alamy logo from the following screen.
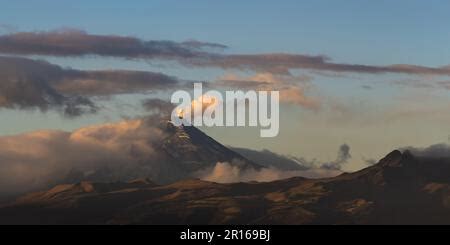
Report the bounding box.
[170,83,280,137]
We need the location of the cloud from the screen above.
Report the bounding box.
[0,29,223,59]
[2,30,450,77]
[197,146,349,183]
[196,161,341,183]
[0,114,346,196]
[216,72,320,109]
[230,147,310,171]
[401,143,450,158]
[0,56,97,116]
[190,54,327,75]
[189,53,450,76]
[0,116,173,195]
[0,110,361,200]
[142,98,174,116]
[246,143,353,172]
[1,115,310,196]
[52,69,179,96]
[0,56,181,114]
[181,39,228,50]
[320,144,352,170]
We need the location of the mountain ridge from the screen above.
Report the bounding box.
[3,149,450,224]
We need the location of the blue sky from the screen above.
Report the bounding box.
[1,0,450,170]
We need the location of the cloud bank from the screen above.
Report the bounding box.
[198,145,352,183]
[0,116,171,195]
[1,30,450,77]
[0,115,345,195]
[2,29,450,115]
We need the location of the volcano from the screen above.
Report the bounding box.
[3,149,450,224]
[62,120,261,185]
[159,122,261,173]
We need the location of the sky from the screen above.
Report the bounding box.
[1,0,450,171]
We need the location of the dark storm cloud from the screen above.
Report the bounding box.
[0,29,223,59]
[0,56,180,115]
